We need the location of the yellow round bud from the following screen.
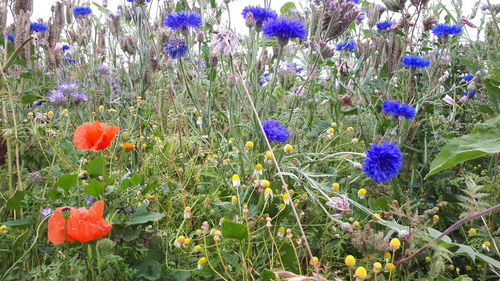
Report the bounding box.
[389,238,401,251]
[373,262,382,273]
[284,144,294,152]
[352,138,359,144]
[245,141,254,149]
[255,163,263,171]
[347,127,354,132]
[355,266,367,280]
[468,228,477,236]
[385,263,396,272]
[433,215,439,223]
[331,122,338,128]
[262,180,271,188]
[231,196,238,204]
[345,255,356,267]
[332,183,340,192]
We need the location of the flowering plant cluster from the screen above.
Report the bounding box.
[0,1,498,281]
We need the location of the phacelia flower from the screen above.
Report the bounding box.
[127,0,152,2]
[41,208,53,218]
[462,74,474,81]
[47,82,89,105]
[85,195,97,205]
[336,40,357,51]
[164,11,202,31]
[163,39,188,59]
[262,17,307,46]
[73,6,92,17]
[241,6,278,29]
[362,141,403,182]
[381,100,416,120]
[376,20,395,30]
[401,55,431,68]
[326,196,351,218]
[432,23,462,37]
[261,119,290,143]
[30,22,48,33]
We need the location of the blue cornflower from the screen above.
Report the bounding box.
[463,90,477,98]
[336,40,357,51]
[462,74,474,81]
[262,119,290,143]
[363,141,403,183]
[2,32,15,42]
[432,24,462,37]
[164,11,202,30]
[163,39,188,59]
[127,0,152,2]
[241,6,278,27]
[73,6,92,17]
[30,22,48,33]
[66,58,77,64]
[262,17,307,45]
[381,99,416,120]
[401,55,430,68]
[376,20,395,30]
[62,44,70,51]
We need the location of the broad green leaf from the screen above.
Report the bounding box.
[375,196,390,210]
[12,231,29,252]
[0,219,31,228]
[86,179,105,196]
[87,156,105,176]
[426,116,500,178]
[257,269,276,281]
[7,191,26,210]
[221,220,248,240]
[55,174,78,192]
[130,174,141,186]
[126,203,165,225]
[427,227,452,243]
[280,2,296,14]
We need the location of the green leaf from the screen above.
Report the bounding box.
[7,191,26,210]
[0,219,31,228]
[86,179,105,197]
[280,2,296,14]
[221,220,248,240]
[427,227,452,243]
[257,269,276,281]
[87,156,105,176]
[426,116,500,178]
[12,231,30,252]
[126,203,165,225]
[375,196,390,210]
[55,174,78,192]
[130,174,141,186]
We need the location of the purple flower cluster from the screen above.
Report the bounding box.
[241,6,278,27]
[381,100,416,120]
[336,40,357,51]
[376,20,395,30]
[30,22,48,33]
[262,17,307,42]
[262,119,290,143]
[363,141,403,183]
[47,82,89,105]
[432,24,462,37]
[73,6,92,17]
[164,11,202,30]
[326,196,351,218]
[163,39,188,59]
[401,55,430,68]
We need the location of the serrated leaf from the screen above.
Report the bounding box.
[426,116,500,178]
[87,156,105,176]
[221,220,248,239]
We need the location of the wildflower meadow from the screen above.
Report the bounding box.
[1,0,500,280]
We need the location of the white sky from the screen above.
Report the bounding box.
[28,0,479,29]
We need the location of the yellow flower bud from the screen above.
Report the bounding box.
[385,263,396,272]
[284,144,294,152]
[355,266,367,280]
[345,255,356,267]
[245,141,254,149]
[332,182,340,192]
[389,238,401,251]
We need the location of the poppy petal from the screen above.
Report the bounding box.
[48,207,75,244]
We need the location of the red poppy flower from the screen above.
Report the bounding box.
[73,121,120,150]
[48,201,113,244]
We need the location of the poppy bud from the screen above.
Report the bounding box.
[61,207,72,219]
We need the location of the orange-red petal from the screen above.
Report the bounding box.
[73,121,119,151]
[48,206,75,244]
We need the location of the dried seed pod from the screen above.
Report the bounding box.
[0,6,7,33]
[322,1,360,40]
[382,0,407,12]
[109,13,122,37]
[423,16,438,32]
[385,33,404,79]
[120,35,137,56]
[14,0,33,17]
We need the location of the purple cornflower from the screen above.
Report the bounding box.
[462,74,474,81]
[376,20,395,30]
[164,11,202,31]
[241,6,278,29]
[432,24,462,37]
[401,55,430,68]
[30,22,48,33]
[326,196,351,218]
[381,100,416,120]
[163,39,188,59]
[363,141,403,183]
[336,40,357,51]
[262,17,307,46]
[41,208,53,218]
[73,6,92,17]
[261,119,290,143]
